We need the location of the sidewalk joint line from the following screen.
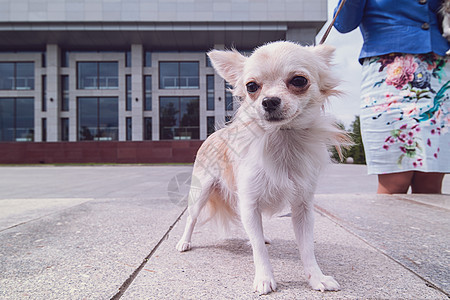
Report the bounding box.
[314,204,450,298]
[110,206,188,299]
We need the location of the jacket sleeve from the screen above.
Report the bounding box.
[333,0,366,33]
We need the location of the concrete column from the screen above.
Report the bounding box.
[286,27,317,46]
[212,44,226,126]
[131,44,143,141]
[46,44,60,142]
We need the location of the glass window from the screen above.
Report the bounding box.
[16,62,34,90]
[180,62,199,89]
[42,52,46,68]
[99,62,118,89]
[78,62,97,90]
[41,118,47,142]
[42,75,47,112]
[99,97,118,140]
[0,63,14,90]
[61,75,69,111]
[78,97,118,141]
[15,98,35,141]
[144,117,152,140]
[159,62,178,89]
[159,96,199,140]
[0,62,34,90]
[125,51,131,68]
[206,53,212,67]
[61,118,69,141]
[144,51,152,67]
[159,61,199,89]
[207,116,215,137]
[78,97,98,140]
[144,75,152,111]
[61,50,69,67]
[126,75,132,111]
[0,98,14,141]
[225,82,233,111]
[77,62,118,90]
[126,117,132,141]
[207,75,214,110]
[0,97,34,141]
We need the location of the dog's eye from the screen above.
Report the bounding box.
[246,82,260,93]
[290,76,308,88]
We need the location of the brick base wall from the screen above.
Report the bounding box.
[0,141,203,164]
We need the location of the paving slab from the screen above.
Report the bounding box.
[314,194,450,295]
[0,165,448,299]
[0,197,186,299]
[121,209,446,299]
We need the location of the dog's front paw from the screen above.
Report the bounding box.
[254,275,277,295]
[176,240,191,252]
[308,274,340,292]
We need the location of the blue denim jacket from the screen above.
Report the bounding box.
[333,0,449,63]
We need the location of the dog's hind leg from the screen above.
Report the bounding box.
[176,177,212,252]
[291,198,340,292]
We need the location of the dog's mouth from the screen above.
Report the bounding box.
[265,115,285,122]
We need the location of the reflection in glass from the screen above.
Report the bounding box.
[159,62,199,89]
[0,62,34,90]
[207,116,215,137]
[0,63,14,90]
[13,98,34,141]
[159,62,178,89]
[78,97,98,140]
[41,75,46,112]
[144,51,152,67]
[0,98,14,141]
[180,62,199,89]
[99,62,118,89]
[225,82,233,111]
[78,62,97,89]
[42,118,47,142]
[61,75,69,111]
[78,97,118,141]
[16,98,34,141]
[159,96,199,140]
[126,117,132,141]
[99,97,118,140]
[144,75,152,111]
[207,75,214,110]
[126,75,132,111]
[16,63,34,90]
[61,118,69,141]
[144,117,152,140]
[78,62,118,90]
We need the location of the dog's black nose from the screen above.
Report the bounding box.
[262,97,281,112]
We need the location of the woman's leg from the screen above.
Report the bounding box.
[411,172,445,194]
[377,171,414,194]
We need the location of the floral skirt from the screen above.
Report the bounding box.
[360,53,450,175]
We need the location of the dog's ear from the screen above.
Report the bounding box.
[309,44,341,97]
[311,44,336,66]
[207,49,246,86]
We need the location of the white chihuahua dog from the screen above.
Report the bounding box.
[176,41,348,295]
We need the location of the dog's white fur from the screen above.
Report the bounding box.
[441,0,450,55]
[176,41,347,295]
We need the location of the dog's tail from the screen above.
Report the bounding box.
[195,186,240,237]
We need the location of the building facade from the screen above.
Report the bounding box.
[0,0,327,163]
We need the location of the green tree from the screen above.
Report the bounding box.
[347,115,366,164]
[330,115,366,164]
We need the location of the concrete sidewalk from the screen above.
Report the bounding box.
[0,165,448,299]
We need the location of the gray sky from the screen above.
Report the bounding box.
[316,0,364,128]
